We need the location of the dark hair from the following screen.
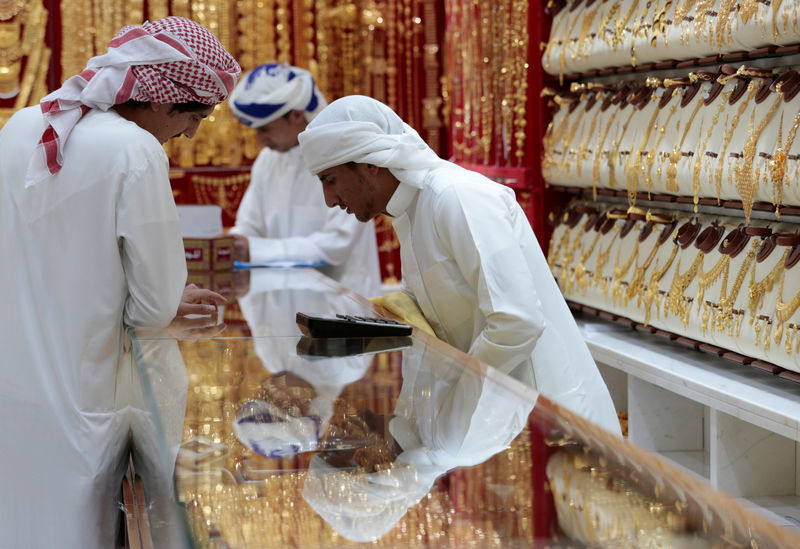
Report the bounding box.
[119,99,211,113]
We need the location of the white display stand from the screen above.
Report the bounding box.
[577,313,800,531]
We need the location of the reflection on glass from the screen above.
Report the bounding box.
[129,268,800,549]
[302,340,535,542]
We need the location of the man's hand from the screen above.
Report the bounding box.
[176,283,227,317]
[230,233,250,262]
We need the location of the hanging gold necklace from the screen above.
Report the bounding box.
[612,236,640,306]
[713,82,759,202]
[748,248,789,322]
[572,229,604,295]
[667,250,705,327]
[665,91,705,192]
[770,109,800,217]
[734,92,783,221]
[773,268,800,349]
[643,243,679,326]
[715,240,759,336]
[595,225,621,296]
[625,235,663,305]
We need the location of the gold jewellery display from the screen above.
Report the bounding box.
[0,0,49,130]
[542,65,800,221]
[550,203,800,375]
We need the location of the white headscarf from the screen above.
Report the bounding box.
[228,63,327,128]
[297,95,444,188]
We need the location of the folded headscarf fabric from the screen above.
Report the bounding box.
[297,95,445,188]
[228,63,327,128]
[29,16,241,185]
[369,291,436,337]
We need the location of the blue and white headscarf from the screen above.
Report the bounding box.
[228,63,327,128]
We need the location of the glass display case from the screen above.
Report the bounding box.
[128,267,800,548]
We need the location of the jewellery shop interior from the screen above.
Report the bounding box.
[7,0,800,547]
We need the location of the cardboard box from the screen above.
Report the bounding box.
[186,270,236,303]
[184,236,235,271]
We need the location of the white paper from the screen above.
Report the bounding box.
[177,204,223,238]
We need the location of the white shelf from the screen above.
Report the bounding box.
[579,316,800,442]
[577,313,800,530]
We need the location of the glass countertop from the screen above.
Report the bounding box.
[128,267,800,548]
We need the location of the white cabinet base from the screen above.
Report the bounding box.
[580,314,800,530]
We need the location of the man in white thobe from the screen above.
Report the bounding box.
[297,95,621,436]
[228,64,381,297]
[0,17,240,548]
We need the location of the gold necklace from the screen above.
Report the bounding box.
[734,93,783,221]
[645,97,679,194]
[593,107,621,199]
[595,225,621,296]
[773,269,800,348]
[748,248,789,323]
[692,91,730,209]
[696,253,730,312]
[573,229,604,295]
[607,106,638,190]
[643,244,679,326]
[713,82,759,202]
[626,87,660,204]
[612,237,640,306]
[667,250,705,327]
[665,92,705,192]
[715,241,759,336]
[770,109,800,217]
[576,107,599,177]
[625,231,663,305]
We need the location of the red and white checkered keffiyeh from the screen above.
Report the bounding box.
[28,16,241,186]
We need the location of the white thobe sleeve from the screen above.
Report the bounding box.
[118,151,187,327]
[244,207,367,265]
[434,186,546,372]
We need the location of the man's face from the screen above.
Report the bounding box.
[152,104,215,144]
[254,110,305,152]
[317,164,385,222]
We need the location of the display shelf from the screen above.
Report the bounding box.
[577,313,800,529]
